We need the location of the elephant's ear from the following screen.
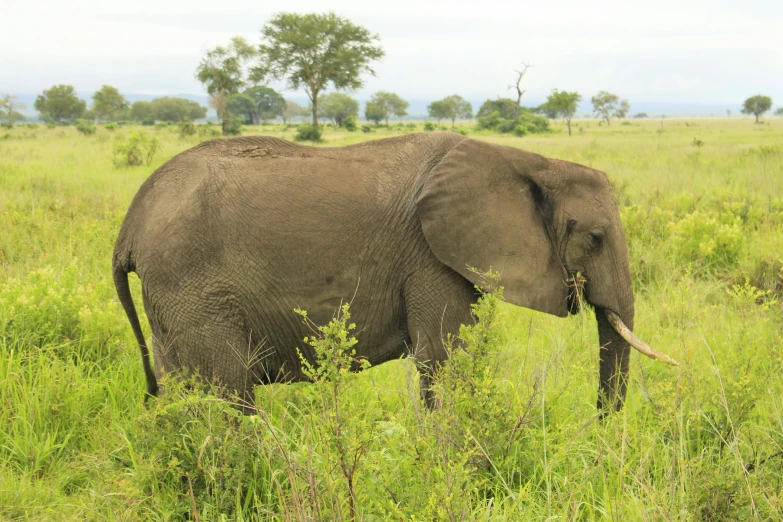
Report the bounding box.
[416,138,569,317]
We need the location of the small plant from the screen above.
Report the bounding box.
[75,119,96,136]
[423,121,436,131]
[343,116,357,131]
[225,117,242,136]
[113,131,159,167]
[178,119,196,138]
[513,125,527,137]
[406,123,417,129]
[46,122,56,129]
[361,125,371,133]
[103,122,116,131]
[294,123,322,142]
[693,137,705,148]
[141,118,154,126]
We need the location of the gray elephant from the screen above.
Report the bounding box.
[113,132,676,412]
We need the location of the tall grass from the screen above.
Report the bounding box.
[1,119,781,520]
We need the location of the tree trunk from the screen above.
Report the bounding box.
[566,117,572,137]
[311,91,319,128]
[755,113,759,124]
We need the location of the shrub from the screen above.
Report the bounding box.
[103,122,116,131]
[668,211,745,272]
[46,122,56,129]
[178,119,196,137]
[113,131,159,167]
[0,122,12,129]
[457,128,468,136]
[225,117,242,136]
[423,121,436,131]
[513,125,527,137]
[75,119,96,136]
[343,116,357,131]
[294,123,322,142]
[154,121,168,129]
[361,125,371,133]
[406,123,417,129]
[141,118,154,126]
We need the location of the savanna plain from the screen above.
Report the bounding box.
[1,118,782,521]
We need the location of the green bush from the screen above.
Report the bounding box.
[477,110,550,135]
[103,122,116,131]
[423,121,436,131]
[343,116,357,131]
[45,122,56,129]
[513,125,527,137]
[406,123,417,129]
[294,123,322,142]
[361,125,371,133]
[0,122,12,129]
[113,131,159,167]
[669,211,746,272]
[178,119,196,137]
[75,120,96,136]
[225,117,242,136]
[141,118,154,126]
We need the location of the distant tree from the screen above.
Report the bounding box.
[195,36,256,135]
[130,101,153,122]
[726,109,732,118]
[34,85,86,123]
[0,94,27,125]
[282,99,305,125]
[227,93,259,124]
[632,112,648,119]
[775,108,783,118]
[366,91,408,126]
[741,95,773,123]
[252,12,384,129]
[245,86,285,123]
[364,101,384,124]
[591,91,629,126]
[428,95,472,127]
[476,98,519,120]
[507,62,531,120]
[319,92,359,127]
[91,85,129,121]
[150,97,207,122]
[540,89,582,136]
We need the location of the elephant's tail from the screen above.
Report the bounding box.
[112,259,158,399]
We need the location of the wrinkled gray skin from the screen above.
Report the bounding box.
[113,132,634,412]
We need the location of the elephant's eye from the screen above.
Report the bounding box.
[589,231,604,249]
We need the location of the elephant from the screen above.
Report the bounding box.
[113,132,676,413]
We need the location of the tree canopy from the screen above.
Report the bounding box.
[540,89,582,136]
[741,95,773,123]
[246,86,285,123]
[477,98,519,120]
[195,36,256,135]
[365,91,408,126]
[91,85,129,121]
[428,95,472,126]
[0,94,27,125]
[34,85,86,123]
[130,97,207,122]
[282,100,306,125]
[319,93,359,127]
[226,93,259,125]
[775,107,783,118]
[252,12,384,128]
[591,91,629,126]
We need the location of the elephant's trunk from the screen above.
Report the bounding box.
[596,306,632,412]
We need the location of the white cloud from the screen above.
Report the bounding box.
[2,0,781,104]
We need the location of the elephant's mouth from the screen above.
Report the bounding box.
[566,270,586,315]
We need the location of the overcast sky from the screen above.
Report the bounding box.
[2,0,781,105]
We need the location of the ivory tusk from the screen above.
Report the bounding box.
[604,310,679,366]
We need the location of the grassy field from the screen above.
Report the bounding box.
[1,118,782,520]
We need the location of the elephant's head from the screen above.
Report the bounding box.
[416,137,677,412]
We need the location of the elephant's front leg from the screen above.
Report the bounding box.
[403,267,479,408]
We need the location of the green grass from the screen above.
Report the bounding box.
[1,119,782,520]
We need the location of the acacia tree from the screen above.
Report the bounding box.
[246,86,285,123]
[741,95,773,123]
[195,37,256,135]
[428,95,472,127]
[92,85,128,121]
[320,93,359,127]
[364,101,384,124]
[591,91,629,126]
[541,89,582,136]
[366,91,409,126]
[282,99,305,125]
[775,108,783,118]
[252,12,384,129]
[34,85,86,123]
[0,94,26,125]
